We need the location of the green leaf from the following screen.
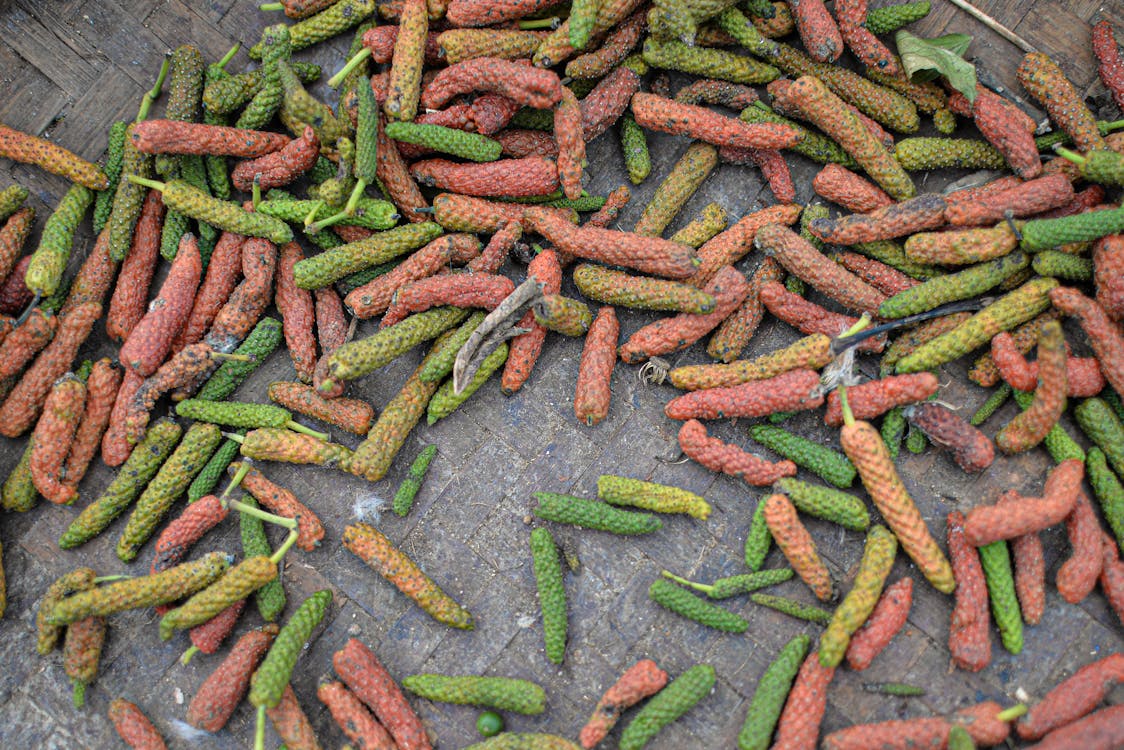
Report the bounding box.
[896,30,978,102]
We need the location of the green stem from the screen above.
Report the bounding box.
[305,208,349,235]
[303,199,326,227]
[518,17,560,29]
[180,645,200,665]
[1054,146,1085,164]
[328,48,372,88]
[226,497,299,531]
[840,314,871,338]
[255,705,266,750]
[211,352,253,363]
[222,460,252,497]
[660,570,712,594]
[93,575,131,584]
[839,385,854,426]
[222,431,245,444]
[72,681,86,709]
[138,53,172,122]
[270,528,300,563]
[284,421,331,441]
[1103,118,1124,134]
[252,174,262,209]
[343,179,367,216]
[995,704,1028,722]
[259,1,284,9]
[14,294,42,327]
[126,174,165,191]
[217,43,241,70]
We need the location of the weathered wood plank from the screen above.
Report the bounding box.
[0,42,71,137]
[3,0,101,97]
[71,0,171,91]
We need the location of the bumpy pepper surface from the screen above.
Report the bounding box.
[762,492,835,601]
[249,589,334,710]
[533,492,663,534]
[619,664,716,750]
[403,674,545,714]
[844,577,913,671]
[738,634,810,750]
[186,624,279,732]
[820,525,897,666]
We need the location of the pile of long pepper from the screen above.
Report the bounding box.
[1,0,1124,747]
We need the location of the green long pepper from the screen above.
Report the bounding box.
[248,0,376,59]
[25,183,94,298]
[127,175,292,243]
[661,568,793,599]
[738,634,809,750]
[176,399,330,439]
[648,578,749,632]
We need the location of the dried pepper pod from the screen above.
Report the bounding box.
[822,702,1017,750]
[532,295,591,337]
[274,241,317,383]
[633,142,718,238]
[420,57,562,111]
[705,258,785,362]
[36,567,96,657]
[1076,398,1124,479]
[230,126,319,193]
[108,699,167,750]
[57,418,182,549]
[844,577,913,671]
[618,664,716,750]
[995,320,1067,454]
[118,231,202,378]
[772,651,835,750]
[1017,652,1124,740]
[770,77,895,151]
[344,522,472,628]
[236,495,285,622]
[264,683,322,750]
[1056,490,1104,604]
[964,459,1083,546]
[1102,534,1124,625]
[820,525,896,666]
[247,0,374,58]
[661,568,792,599]
[829,373,946,428]
[106,189,165,343]
[840,391,954,593]
[0,184,29,224]
[774,477,868,528]
[534,0,646,68]
[500,248,562,395]
[631,93,801,150]
[30,373,85,504]
[763,493,835,601]
[171,231,244,352]
[882,250,1029,319]
[158,555,280,640]
[1018,52,1105,153]
[48,552,230,625]
[788,0,842,62]
[187,433,242,503]
[101,370,144,467]
[1050,286,1124,397]
[666,368,824,420]
[753,427,856,489]
[129,176,293,244]
[1087,447,1124,548]
[679,418,798,485]
[0,208,33,296]
[573,306,618,427]
[234,462,325,550]
[183,597,246,662]
[1093,20,1124,111]
[757,222,886,314]
[533,491,663,534]
[618,266,748,363]
[598,475,710,519]
[945,174,1074,227]
[808,194,947,247]
[382,272,511,328]
[580,660,668,749]
[318,680,398,749]
[895,278,1057,373]
[149,491,227,574]
[411,156,559,198]
[1027,705,1124,750]
[812,164,892,213]
[754,593,834,625]
[905,402,994,473]
[1033,249,1093,281]
[670,202,728,248]
[1019,204,1124,251]
[1009,514,1046,626]
[579,65,644,144]
[894,137,1005,171]
[619,113,652,184]
[0,123,108,189]
[186,624,279,732]
[131,121,291,159]
[993,332,1105,397]
[391,444,437,518]
[268,381,373,434]
[1,437,37,512]
[566,9,648,78]
[333,638,431,750]
[835,251,919,297]
[738,634,809,750]
[784,74,914,199]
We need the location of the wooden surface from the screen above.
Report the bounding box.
[0,0,1122,748]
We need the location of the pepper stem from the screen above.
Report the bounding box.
[344,179,367,216]
[518,16,560,29]
[180,645,201,665]
[305,208,348,234]
[92,575,131,584]
[252,174,262,209]
[413,205,436,214]
[303,199,326,228]
[660,570,712,594]
[284,421,331,441]
[255,705,266,750]
[72,681,86,709]
[995,704,1028,722]
[221,459,252,496]
[839,385,855,427]
[840,314,871,339]
[259,1,284,9]
[138,53,172,122]
[216,43,241,70]
[1054,146,1085,165]
[14,294,42,327]
[328,48,372,88]
[226,497,299,531]
[126,175,166,191]
[222,431,245,444]
[270,527,300,563]
[1103,118,1124,133]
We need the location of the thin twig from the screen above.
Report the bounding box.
[946,0,1037,53]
